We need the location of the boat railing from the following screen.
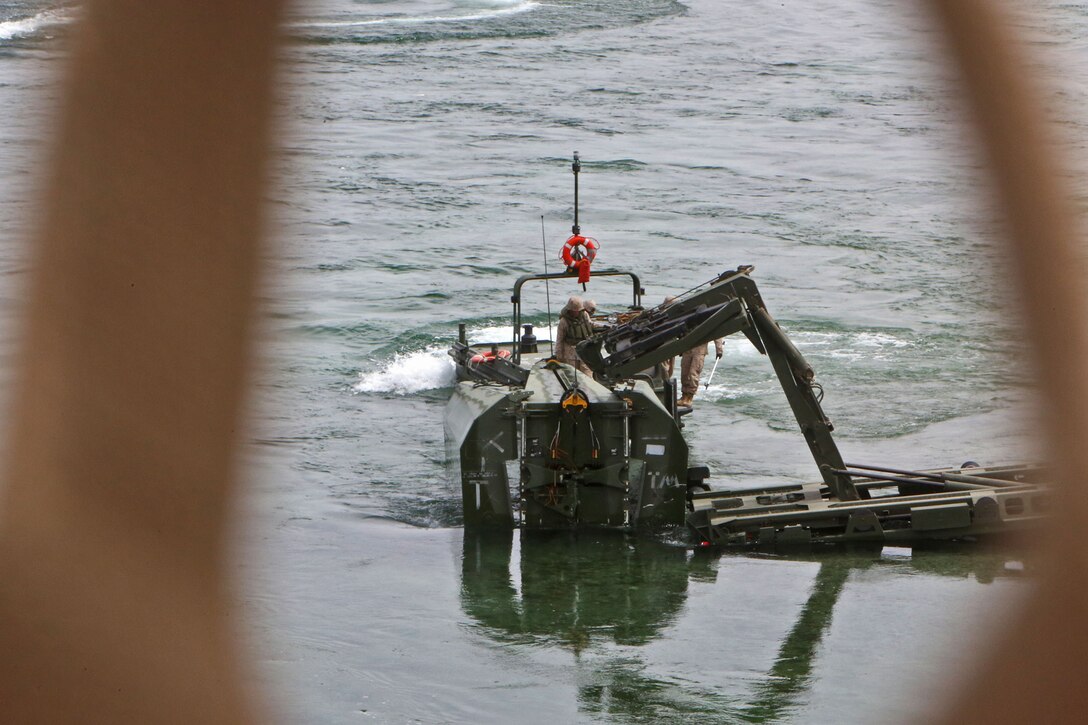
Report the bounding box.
[510,269,644,364]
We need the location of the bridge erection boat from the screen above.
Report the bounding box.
[444,157,1047,547]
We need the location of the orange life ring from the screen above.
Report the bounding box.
[560,235,599,267]
[469,349,511,364]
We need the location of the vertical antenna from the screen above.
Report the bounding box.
[572,151,581,235]
[541,215,554,355]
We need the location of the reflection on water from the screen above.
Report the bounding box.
[461,532,1031,722]
[461,530,693,651]
[743,557,851,723]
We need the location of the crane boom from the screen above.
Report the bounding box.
[577,266,859,501]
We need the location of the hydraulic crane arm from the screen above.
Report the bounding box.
[577,266,859,501]
[577,296,750,382]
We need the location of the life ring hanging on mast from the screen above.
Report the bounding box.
[559,151,601,288]
[561,234,599,284]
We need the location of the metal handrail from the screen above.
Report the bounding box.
[511,268,643,363]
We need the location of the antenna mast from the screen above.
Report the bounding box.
[540,215,554,354]
[572,151,580,235]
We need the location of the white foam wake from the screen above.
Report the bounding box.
[0,9,74,42]
[354,346,457,395]
[353,322,547,395]
[294,1,539,29]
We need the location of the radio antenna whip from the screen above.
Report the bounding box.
[541,215,554,355]
[572,151,580,235]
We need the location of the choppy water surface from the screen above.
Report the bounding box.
[1,0,1085,722]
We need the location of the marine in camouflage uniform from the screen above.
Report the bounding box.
[555,296,594,376]
[678,338,724,407]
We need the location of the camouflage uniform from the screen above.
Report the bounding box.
[679,339,724,406]
[555,297,594,376]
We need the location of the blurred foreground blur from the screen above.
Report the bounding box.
[0,1,1085,723]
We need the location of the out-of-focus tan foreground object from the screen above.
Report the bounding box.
[929,2,1088,723]
[0,1,285,723]
[0,0,1083,723]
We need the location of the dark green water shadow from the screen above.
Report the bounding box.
[461,532,1030,723]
